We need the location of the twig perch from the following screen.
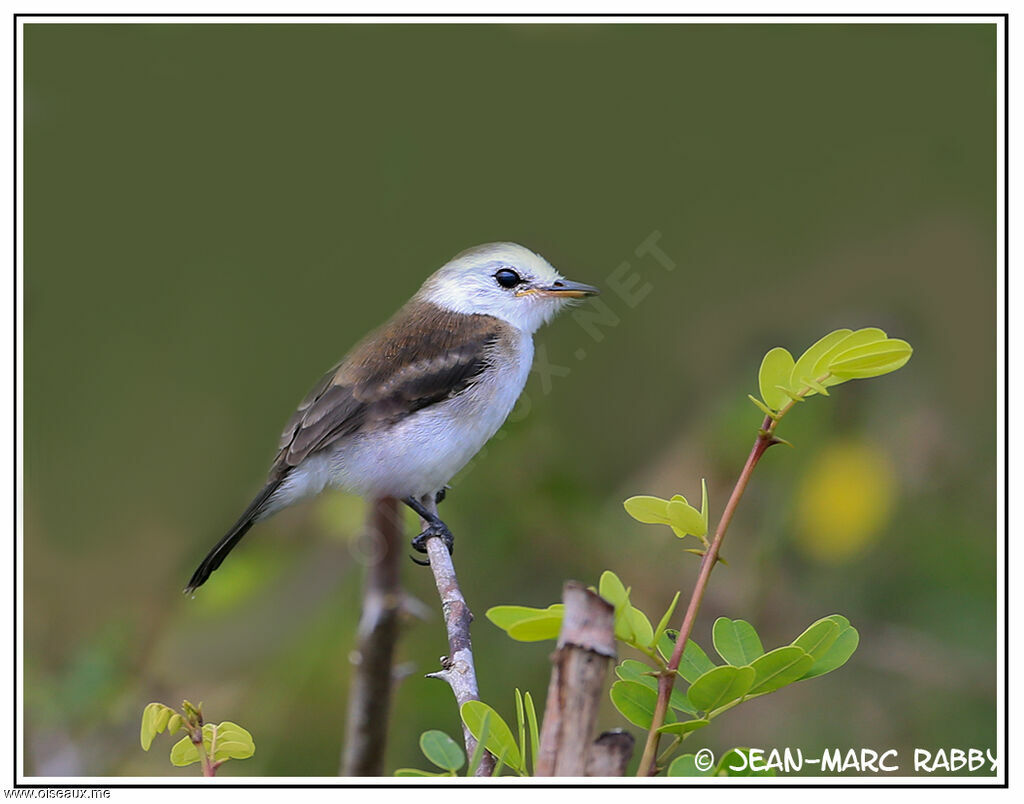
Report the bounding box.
[536,581,618,776]
[422,533,495,776]
[341,497,404,776]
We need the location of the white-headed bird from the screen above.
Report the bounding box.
[186,242,598,592]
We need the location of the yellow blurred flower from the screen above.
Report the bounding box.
[795,441,896,563]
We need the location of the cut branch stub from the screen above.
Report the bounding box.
[535,581,618,776]
[585,730,636,777]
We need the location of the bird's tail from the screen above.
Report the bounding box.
[184,480,281,594]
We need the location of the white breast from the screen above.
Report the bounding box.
[273,328,535,505]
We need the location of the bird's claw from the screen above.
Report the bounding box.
[411,522,454,556]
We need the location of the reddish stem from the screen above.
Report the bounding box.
[637,416,777,776]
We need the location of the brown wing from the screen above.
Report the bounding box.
[269,302,505,481]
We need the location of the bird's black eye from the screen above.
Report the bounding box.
[494,268,522,289]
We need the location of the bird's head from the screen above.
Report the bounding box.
[418,242,600,333]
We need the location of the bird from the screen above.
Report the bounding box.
[185,242,599,593]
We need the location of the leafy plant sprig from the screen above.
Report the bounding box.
[631,327,910,774]
[396,689,540,777]
[140,700,255,776]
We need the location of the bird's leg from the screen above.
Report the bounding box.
[402,494,454,558]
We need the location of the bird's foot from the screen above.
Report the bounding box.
[411,521,454,556]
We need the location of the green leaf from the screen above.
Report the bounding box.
[775,384,807,402]
[169,734,200,767]
[700,479,709,533]
[667,499,706,539]
[758,347,795,410]
[209,722,255,763]
[140,702,175,751]
[615,659,697,715]
[712,618,765,666]
[666,754,713,776]
[790,329,851,395]
[599,571,640,643]
[598,571,629,608]
[828,339,913,378]
[394,768,447,777]
[677,639,717,684]
[716,747,776,777]
[687,666,755,714]
[524,692,540,776]
[653,591,681,645]
[800,615,860,679]
[460,701,521,772]
[814,327,888,385]
[486,604,563,633]
[625,605,654,649]
[514,689,526,773]
[657,632,717,684]
[166,714,183,736]
[791,619,840,662]
[419,730,465,772]
[656,718,710,736]
[466,711,489,776]
[609,680,676,730]
[748,647,815,695]
[623,495,672,525]
[748,394,779,418]
[492,749,507,777]
[506,614,564,642]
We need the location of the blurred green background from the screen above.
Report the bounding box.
[23,22,997,777]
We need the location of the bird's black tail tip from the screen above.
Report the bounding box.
[182,481,278,597]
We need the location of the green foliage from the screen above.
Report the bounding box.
[747,647,814,695]
[419,730,465,773]
[169,722,255,767]
[615,659,695,715]
[611,614,860,766]
[488,569,861,769]
[523,691,540,775]
[140,700,255,774]
[402,689,539,778]
[624,479,709,543]
[712,617,765,665]
[461,700,523,773]
[798,615,860,679]
[140,702,180,751]
[753,327,912,415]
[485,604,565,642]
[609,680,677,730]
[687,666,756,713]
[661,632,716,683]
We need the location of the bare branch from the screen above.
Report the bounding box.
[536,582,617,777]
[341,497,403,776]
[422,535,495,776]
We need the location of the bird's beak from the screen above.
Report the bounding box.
[518,279,600,299]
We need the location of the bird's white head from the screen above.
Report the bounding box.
[417,242,599,334]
